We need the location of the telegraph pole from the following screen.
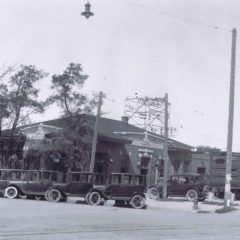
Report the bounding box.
[224,28,237,209]
[162,93,169,199]
[89,91,103,173]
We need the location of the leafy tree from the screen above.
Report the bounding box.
[195,145,221,153]
[0,65,48,162]
[46,63,99,171]
[0,65,15,135]
[47,63,97,116]
[7,65,48,136]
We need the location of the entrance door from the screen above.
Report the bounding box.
[94,152,109,180]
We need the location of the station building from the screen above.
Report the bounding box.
[18,115,192,184]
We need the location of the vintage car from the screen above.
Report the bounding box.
[0,169,65,200]
[87,173,147,209]
[46,172,103,202]
[148,173,209,201]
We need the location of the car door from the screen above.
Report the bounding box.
[22,171,42,194]
[70,173,92,195]
[109,174,123,198]
[168,176,180,195]
[111,175,133,198]
[168,175,189,196]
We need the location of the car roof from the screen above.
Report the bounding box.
[171,173,201,177]
[111,173,145,177]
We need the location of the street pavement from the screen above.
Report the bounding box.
[0,197,240,240]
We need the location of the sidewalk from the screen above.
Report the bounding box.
[146,196,240,213]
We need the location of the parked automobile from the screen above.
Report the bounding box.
[46,172,103,202]
[148,173,209,201]
[87,173,147,209]
[0,169,65,200]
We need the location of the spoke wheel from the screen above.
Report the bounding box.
[48,189,62,202]
[130,195,145,209]
[186,189,198,202]
[44,190,51,201]
[89,191,101,205]
[85,192,91,204]
[5,186,18,199]
[148,187,159,199]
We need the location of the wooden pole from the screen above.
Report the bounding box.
[162,93,169,199]
[89,91,103,173]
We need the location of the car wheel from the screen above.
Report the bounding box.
[148,187,159,199]
[44,190,51,201]
[85,192,91,204]
[130,195,146,209]
[186,189,198,202]
[48,189,62,202]
[5,186,18,199]
[89,191,101,205]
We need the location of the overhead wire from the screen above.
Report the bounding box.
[121,0,232,33]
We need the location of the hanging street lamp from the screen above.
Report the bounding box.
[81,2,94,19]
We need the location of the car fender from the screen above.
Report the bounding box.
[50,187,66,197]
[90,188,104,198]
[133,192,145,199]
[186,187,202,196]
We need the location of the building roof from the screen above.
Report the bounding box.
[25,114,192,151]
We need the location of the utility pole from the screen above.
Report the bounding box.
[162,93,169,199]
[154,158,159,185]
[89,91,103,173]
[224,28,237,209]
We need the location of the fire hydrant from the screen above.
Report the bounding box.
[193,198,199,210]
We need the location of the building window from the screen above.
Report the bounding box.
[183,162,189,173]
[215,159,225,164]
[197,167,206,174]
[159,160,164,177]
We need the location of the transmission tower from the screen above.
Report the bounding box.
[124,94,176,136]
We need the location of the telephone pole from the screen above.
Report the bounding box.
[89,91,103,173]
[162,93,169,199]
[224,28,237,209]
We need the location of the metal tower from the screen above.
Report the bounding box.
[124,94,176,136]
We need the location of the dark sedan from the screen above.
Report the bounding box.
[148,173,209,201]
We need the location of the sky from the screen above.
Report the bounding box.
[0,0,240,150]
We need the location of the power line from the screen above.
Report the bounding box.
[174,124,226,142]
[106,95,228,124]
[171,103,227,124]
[122,0,232,33]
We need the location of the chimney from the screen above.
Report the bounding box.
[121,116,129,124]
